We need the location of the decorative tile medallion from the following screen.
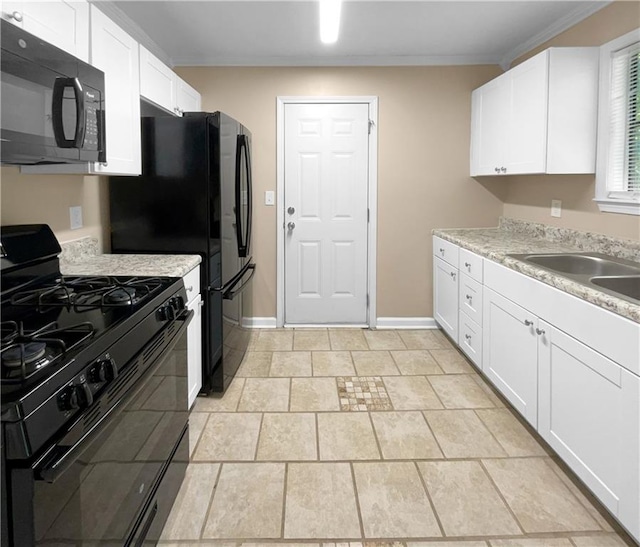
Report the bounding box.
[337,376,393,411]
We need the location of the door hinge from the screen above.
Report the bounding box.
[366,293,370,308]
[367,208,370,223]
[368,119,374,134]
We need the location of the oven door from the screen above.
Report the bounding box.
[7,311,191,547]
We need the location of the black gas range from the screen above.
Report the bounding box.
[1,225,191,546]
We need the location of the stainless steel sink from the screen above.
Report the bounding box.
[520,254,640,277]
[507,252,640,305]
[590,275,640,302]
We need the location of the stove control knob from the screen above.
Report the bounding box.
[58,380,94,411]
[89,357,118,383]
[157,304,175,321]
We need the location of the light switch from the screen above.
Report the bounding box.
[551,199,562,218]
[265,191,275,206]
[70,206,83,229]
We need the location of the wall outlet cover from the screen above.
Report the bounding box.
[265,190,275,206]
[551,199,562,218]
[70,206,83,230]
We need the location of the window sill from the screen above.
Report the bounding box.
[594,198,640,215]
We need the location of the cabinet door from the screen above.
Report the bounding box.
[176,77,202,114]
[483,287,538,427]
[433,256,459,343]
[538,321,640,539]
[139,45,176,114]
[90,6,141,175]
[1,1,89,62]
[504,50,548,174]
[187,296,203,409]
[470,74,508,176]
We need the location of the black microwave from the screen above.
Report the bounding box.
[0,20,106,165]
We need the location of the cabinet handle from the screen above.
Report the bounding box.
[524,319,533,326]
[501,167,507,173]
[536,328,545,336]
[465,334,471,341]
[450,272,456,280]
[7,11,23,22]
[439,248,445,255]
[187,285,193,292]
[465,294,472,302]
[494,167,500,173]
[464,262,471,269]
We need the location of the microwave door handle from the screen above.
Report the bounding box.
[52,77,85,148]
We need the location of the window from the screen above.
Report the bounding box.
[595,29,640,215]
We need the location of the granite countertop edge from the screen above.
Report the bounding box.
[60,253,202,278]
[432,227,640,324]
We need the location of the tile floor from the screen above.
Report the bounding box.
[159,328,635,547]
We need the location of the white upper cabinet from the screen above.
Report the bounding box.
[470,47,599,176]
[1,0,89,62]
[90,6,141,175]
[140,45,202,116]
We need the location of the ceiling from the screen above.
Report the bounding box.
[99,0,610,69]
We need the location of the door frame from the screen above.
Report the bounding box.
[276,96,378,328]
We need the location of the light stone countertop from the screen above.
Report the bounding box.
[59,237,201,278]
[60,253,201,278]
[433,219,640,324]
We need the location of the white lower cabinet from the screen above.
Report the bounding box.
[186,295,202,409]
[538,321,640,540]
[483,287,539,427]
[433,256,458,342]
[183,265,202,409]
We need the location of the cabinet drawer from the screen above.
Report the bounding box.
[459,273,483,326]
[459,248,483,283]
[459,311,482,369]
[433,236,459,268]
[183,265,201,302]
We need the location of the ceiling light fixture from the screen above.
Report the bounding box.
[319,0,342,44]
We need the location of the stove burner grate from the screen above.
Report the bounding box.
[9,276,164,311]
[1,321,94,383]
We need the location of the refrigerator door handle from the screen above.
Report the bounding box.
[225,263,255,300]
[209,259,254,295]
[235,134,252,258]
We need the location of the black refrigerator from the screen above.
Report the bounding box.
[109,111,255,393]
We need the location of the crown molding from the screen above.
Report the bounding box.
[498,0,611,70]
[171,53,500,67]
[89,1,174,67]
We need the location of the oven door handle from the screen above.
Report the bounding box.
[32,310,192,483]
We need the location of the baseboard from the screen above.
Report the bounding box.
[375,317,439,329]
[242,317,277,328]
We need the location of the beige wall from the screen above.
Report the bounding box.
[0,167,110,250]
[502,1,640,241]
[176,66,504,319]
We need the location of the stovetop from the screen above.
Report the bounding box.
[1,275,173,402]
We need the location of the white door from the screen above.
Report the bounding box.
[284,103,370,324]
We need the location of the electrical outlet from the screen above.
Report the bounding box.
[551,199,562,218]
[70,206,83,229]
[265,191,275,206]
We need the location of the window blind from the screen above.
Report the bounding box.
[607,41,640,194]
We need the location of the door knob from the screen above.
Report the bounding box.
[287,206,295,215]
[287,222,296,230]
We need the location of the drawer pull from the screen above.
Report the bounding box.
[524,319,533,326]
[536,328,545,336]
[450,272,456,280]
[464,262,471,269]
[187,285,193,292]
[465,294,472,302]
[439,248,445,255]
[465,334,471,341]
